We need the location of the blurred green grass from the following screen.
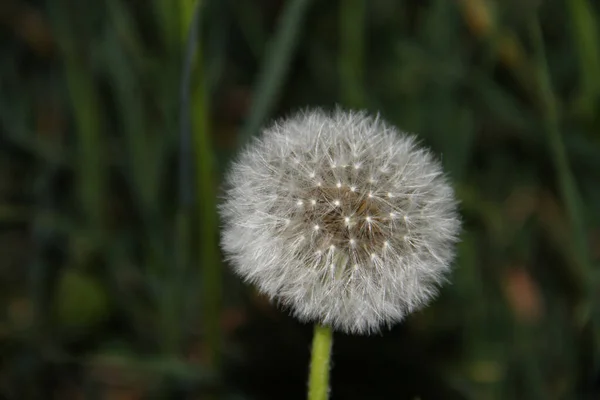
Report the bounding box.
[1,0,599,399]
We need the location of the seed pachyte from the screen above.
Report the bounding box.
[220,109,461,334]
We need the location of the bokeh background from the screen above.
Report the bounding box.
[1,0,600,398]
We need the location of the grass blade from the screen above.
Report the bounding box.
[530,17,593,320]
[340,0,367,108]
[239,0,313,143]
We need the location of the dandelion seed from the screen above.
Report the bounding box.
[219,109,461,334]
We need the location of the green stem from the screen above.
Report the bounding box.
[308,324,333,400]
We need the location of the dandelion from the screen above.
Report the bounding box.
[220,108,461,335]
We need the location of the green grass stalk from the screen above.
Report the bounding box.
[239,0,312,144]
[530,17,593,319]
[180,0,222,370]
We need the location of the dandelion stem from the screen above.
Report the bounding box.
[308,324,333,400]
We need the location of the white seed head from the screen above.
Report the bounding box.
[219,109,461,334]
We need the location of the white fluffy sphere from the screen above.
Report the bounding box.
[220,109,461,334]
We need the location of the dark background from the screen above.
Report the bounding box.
[1,0,600,399]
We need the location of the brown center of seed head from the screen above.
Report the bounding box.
[304,185,388,252]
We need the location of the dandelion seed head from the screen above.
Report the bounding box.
[220,109,461,334]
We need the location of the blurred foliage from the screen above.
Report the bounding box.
[1,0,600,399]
